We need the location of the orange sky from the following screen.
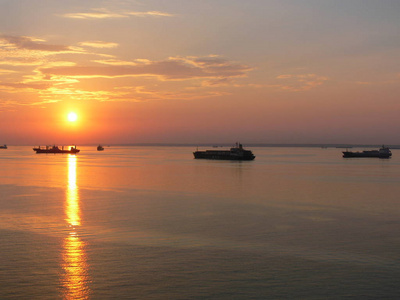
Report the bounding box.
[1,1,400,145]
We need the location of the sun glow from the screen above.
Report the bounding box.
[68,112,78,122]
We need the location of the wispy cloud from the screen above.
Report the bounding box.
[62,8,127,19]
[92,59,140,66]
[39,56,253,81]
[201,78,233,87]
[37,87,118,103]
[0,81,51,91]
[79,41,119,49]
[62,8,173,20]
[0,35,71,52]
[0,35,81,67]
[274,74,328,91]
[0,34,252,107]
[127,11,174,17]
[104,86,229,102]
[0,69,16,74]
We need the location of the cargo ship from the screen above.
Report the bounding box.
[33,145,80,154]
[193,143,255,160]
[342,145,392,158]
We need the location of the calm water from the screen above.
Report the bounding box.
[1,146,400,299]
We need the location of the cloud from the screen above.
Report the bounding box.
[39,56,253,81]
[0,69,16,74]
[92,59,140,66]
[0,59,43,66]
[0,34,117,77]
[37,87,118,103]
[127,11,174,17]
[62,8,173,20]
[104,86,229,102]
[0,35,71,52]
[202,78,233,87]
[276,74,293,79]
[79,41,119,49]
[0,34,252,107]
[62,8,127,19]
[33,84,225,104]
[274,73,328,91]
[0,35,82,67]
[0,81,51,91]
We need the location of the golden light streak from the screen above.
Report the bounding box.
[66,155,80,226]
[62,234,90,300]
[62,154,90,299]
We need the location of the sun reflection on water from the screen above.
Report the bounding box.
[66,154,80,227]
[61,154,90,299]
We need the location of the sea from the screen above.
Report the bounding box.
[0,146,399,299]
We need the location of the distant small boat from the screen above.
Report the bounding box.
[33,145,80,154]
[97,145,104,151]
[342,145,392,158]
[194,143,255,160]
[0,144,7,149]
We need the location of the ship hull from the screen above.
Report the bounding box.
[194,143,255,161]
[342,151,391,158]
[33,147,80,154]
[193,151,255,160]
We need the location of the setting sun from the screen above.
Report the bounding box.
[67,112,78,122]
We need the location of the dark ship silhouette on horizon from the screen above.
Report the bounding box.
[193,143,255,160]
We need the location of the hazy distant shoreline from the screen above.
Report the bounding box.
[9,143,400,149]
[117,143,400,148]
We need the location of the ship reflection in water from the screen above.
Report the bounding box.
[61,154,90,299]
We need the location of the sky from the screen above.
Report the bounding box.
[1,0,400,145]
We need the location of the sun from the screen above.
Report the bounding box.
[67,112,78,122]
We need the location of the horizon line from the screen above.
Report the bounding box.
[5,143,400,148]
